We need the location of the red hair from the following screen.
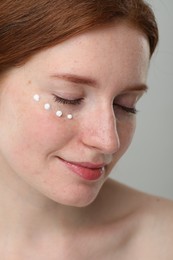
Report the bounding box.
[0,0,158,75]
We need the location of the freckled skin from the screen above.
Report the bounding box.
[0,22,173,260]
[0,22,149,207]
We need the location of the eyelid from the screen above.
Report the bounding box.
[53,94,84,105]
[113,103,137,114]
[114,92,141,108]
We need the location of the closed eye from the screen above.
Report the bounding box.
[53,94,84,105]
[113,103,137,114]
[53,94,137,114]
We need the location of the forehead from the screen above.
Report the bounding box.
[21,21,150,90]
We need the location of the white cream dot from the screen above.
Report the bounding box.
[67,114,73,120]
[44,103,51,110]
[33,94,40,102]
[56,111,63,117]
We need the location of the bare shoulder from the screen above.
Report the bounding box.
[101,178,173,216]
[135,187,173,235]
[100,179,173,259]
[132,194,173,259]
[121,183,173,259]
[104,178,173,220]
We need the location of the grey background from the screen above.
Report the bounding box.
[112,0,173,199]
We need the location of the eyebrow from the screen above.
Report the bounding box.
[50,73,148,92]
[50,73,97,87]
[124,84,148,93]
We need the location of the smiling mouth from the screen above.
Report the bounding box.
[57,157,105,181]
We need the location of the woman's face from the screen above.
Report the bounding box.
[0,22,149,206]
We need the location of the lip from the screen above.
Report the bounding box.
[57,157,105,181]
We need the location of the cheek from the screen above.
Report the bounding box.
[119,118,136,150]
[16,111,75,155]
[107,118,136,173]
[118,117,136,158]
[0,99,75,169]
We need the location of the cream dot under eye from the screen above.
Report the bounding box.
[44,103,51,110]
[56,111,63,117]
[67,114,73,120]
[33,94,40,102]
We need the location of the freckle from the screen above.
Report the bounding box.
[156,198,161,203]
[28,80,32,84]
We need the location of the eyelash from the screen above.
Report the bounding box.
[53,95,137,115]
[53,95,84,105]
[113,104,137,115]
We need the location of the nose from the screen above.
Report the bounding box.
[81,108,120,155]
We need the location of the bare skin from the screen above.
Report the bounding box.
[0,22,173,259]
[0,178,173,259]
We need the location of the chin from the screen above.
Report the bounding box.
[46,184,101,208]
[65,194,98,208]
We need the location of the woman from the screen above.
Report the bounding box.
[0,0,173,259]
